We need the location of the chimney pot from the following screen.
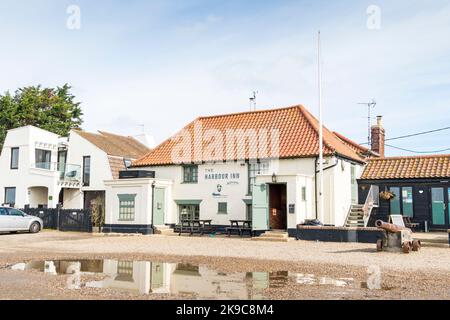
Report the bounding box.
[376,116,383,127]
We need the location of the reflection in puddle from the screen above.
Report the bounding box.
[295,274,353,287]
[11,260,354,299]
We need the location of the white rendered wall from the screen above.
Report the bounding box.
[0,126,61,208]
[104,179,173,226]
[140,157,364,228]
[142,158,318,227]
[66,130,114,192]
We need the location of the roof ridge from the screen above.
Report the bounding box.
[98,130,150,150]
[98,130,137,139]
[333,131,370,153]
[368,154,450,161]
[296,105,338,154]
[197,104,304,120]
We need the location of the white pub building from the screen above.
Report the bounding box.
[104,105,375,236]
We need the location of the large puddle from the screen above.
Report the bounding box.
[11,260,355,299]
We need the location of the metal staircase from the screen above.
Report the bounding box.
[345,185,379,228]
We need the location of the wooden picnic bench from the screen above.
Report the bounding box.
[403,217,420,230]
[176,219,214,236]
[226,220,254,237]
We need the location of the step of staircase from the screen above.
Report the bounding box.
[260,231,289,238]
[345,224,364,228]
[348,218,364,222]
[153,225,176,235]
[349,213,364,217]
[252,231,293,242]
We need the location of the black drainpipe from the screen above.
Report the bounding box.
[151,181,156,234]
[314,157,318,220]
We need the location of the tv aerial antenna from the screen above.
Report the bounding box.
[249,91,258,111]
[358,99,377,146]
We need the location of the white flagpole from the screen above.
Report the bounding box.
[318,31,324,223]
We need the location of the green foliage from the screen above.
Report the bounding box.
[0,84,83,148]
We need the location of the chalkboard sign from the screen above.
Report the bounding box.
[389,215,405,227]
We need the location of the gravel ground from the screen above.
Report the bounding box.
[0,231,449,300]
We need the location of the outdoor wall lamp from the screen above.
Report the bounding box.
[272,173,277,183]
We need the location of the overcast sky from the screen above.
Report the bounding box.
[0,0,449,156]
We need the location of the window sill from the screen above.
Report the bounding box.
[181,182,198,185]
[217,212,228,215]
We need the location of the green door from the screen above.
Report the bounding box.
[448,188,450,226]
[153,188,165,225]
[431,188,445,226]
[151,263,165,290]
[252,183,269,231]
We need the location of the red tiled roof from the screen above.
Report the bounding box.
[361,155,450,180]
[133,105,365,167]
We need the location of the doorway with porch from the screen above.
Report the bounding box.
[268,184,287,230]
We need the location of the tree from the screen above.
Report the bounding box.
[0,84,83,149]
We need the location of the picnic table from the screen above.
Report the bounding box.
[226,220,254,237]
[176,219,214,236]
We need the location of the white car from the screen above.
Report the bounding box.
[0,207,43,233]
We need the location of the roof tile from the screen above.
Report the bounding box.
[133,105,365,166]
[74,130,150,159]
[361,155,450,180]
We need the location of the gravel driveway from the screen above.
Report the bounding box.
[0,231,449,300]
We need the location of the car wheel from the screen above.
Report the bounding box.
[29,222,41,234]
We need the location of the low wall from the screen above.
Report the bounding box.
[102,224,154,235]
[294,226,384,244]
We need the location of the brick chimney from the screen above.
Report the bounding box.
[371,116,385,157]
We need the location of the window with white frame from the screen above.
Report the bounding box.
[183,165,198,183]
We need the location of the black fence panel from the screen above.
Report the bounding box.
[22,208,58,229]
[21,208,92,233]
[59,209,93,232]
